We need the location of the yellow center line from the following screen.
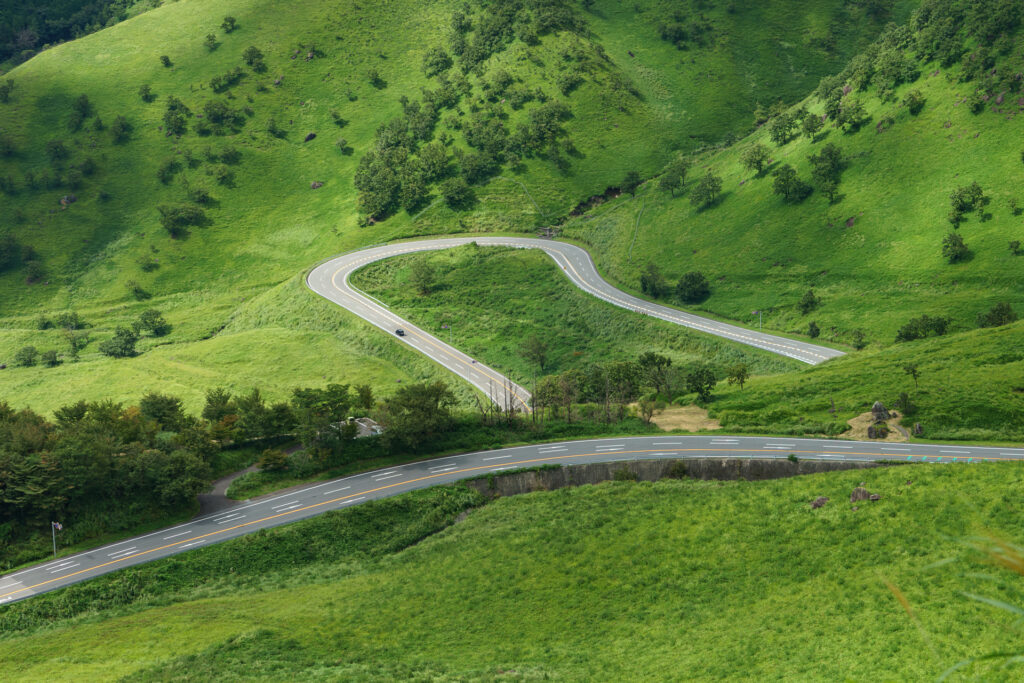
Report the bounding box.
[0,447,1007,602]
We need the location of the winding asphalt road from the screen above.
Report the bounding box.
[306,237,845,411]
[1,240,999,605]
[2,435,1021,605]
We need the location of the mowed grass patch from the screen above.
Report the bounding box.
[1,463,1023,679]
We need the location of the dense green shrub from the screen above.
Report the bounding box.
[98,326,138,357]
[676,271,710,303]
[977,302,1017,328]
[13,345,37,367]
[895,314,950,342]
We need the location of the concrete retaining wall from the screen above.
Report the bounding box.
[463,458,886,498]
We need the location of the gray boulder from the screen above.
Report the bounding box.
[850,487,872,503]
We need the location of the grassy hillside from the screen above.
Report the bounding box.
[350,244,800,379]
[354,245,1024,442]
[2,464,1023,679]
[564,8,1024,348]
[0,0,904,413]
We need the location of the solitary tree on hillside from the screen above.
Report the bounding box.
[977,302,1018,328]
[768,112,796,145]
[637,394,664,425]
[942,231,969,263]
[676,271,710,303]
[521,335,550,373]
[686,366,716,402]
[638,351,672,396]
[639,261,668,298]
[798,289,820,314]
[690,170,722,208]
[242,46,265,71]
[741,143,771,175]
[367,68,385,89]
[98,326,139,358]
[111,115,132,143]
[903,89,925,115]
[14,345,38,367]
[802,113,823,139]
[409,259,435,295]
[726,363,749,390]
[221,16,237,33]
[772,164,811,202]
[658,157,688,196]
[903,363,920,388]
[134,309,171,336]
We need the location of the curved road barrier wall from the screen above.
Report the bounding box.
[463,457,893,498]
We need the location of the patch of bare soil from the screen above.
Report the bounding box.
[649,404,721,432]
[843,411,909,442]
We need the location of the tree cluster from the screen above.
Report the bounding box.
[638,263,711,304]
[894,313,950,342]
[532,352,723,423]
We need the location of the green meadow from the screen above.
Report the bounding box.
[2,463,1023,680]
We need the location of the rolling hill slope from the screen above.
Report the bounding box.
[1,464,1022,679]
[0,0,906,411]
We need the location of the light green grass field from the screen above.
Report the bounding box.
[1,463,1022,679]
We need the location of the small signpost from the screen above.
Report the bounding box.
[51,521,63,558]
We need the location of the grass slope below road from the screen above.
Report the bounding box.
[0,275,479,414]
[711,319,1024,442]
[2,464,1023,679]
